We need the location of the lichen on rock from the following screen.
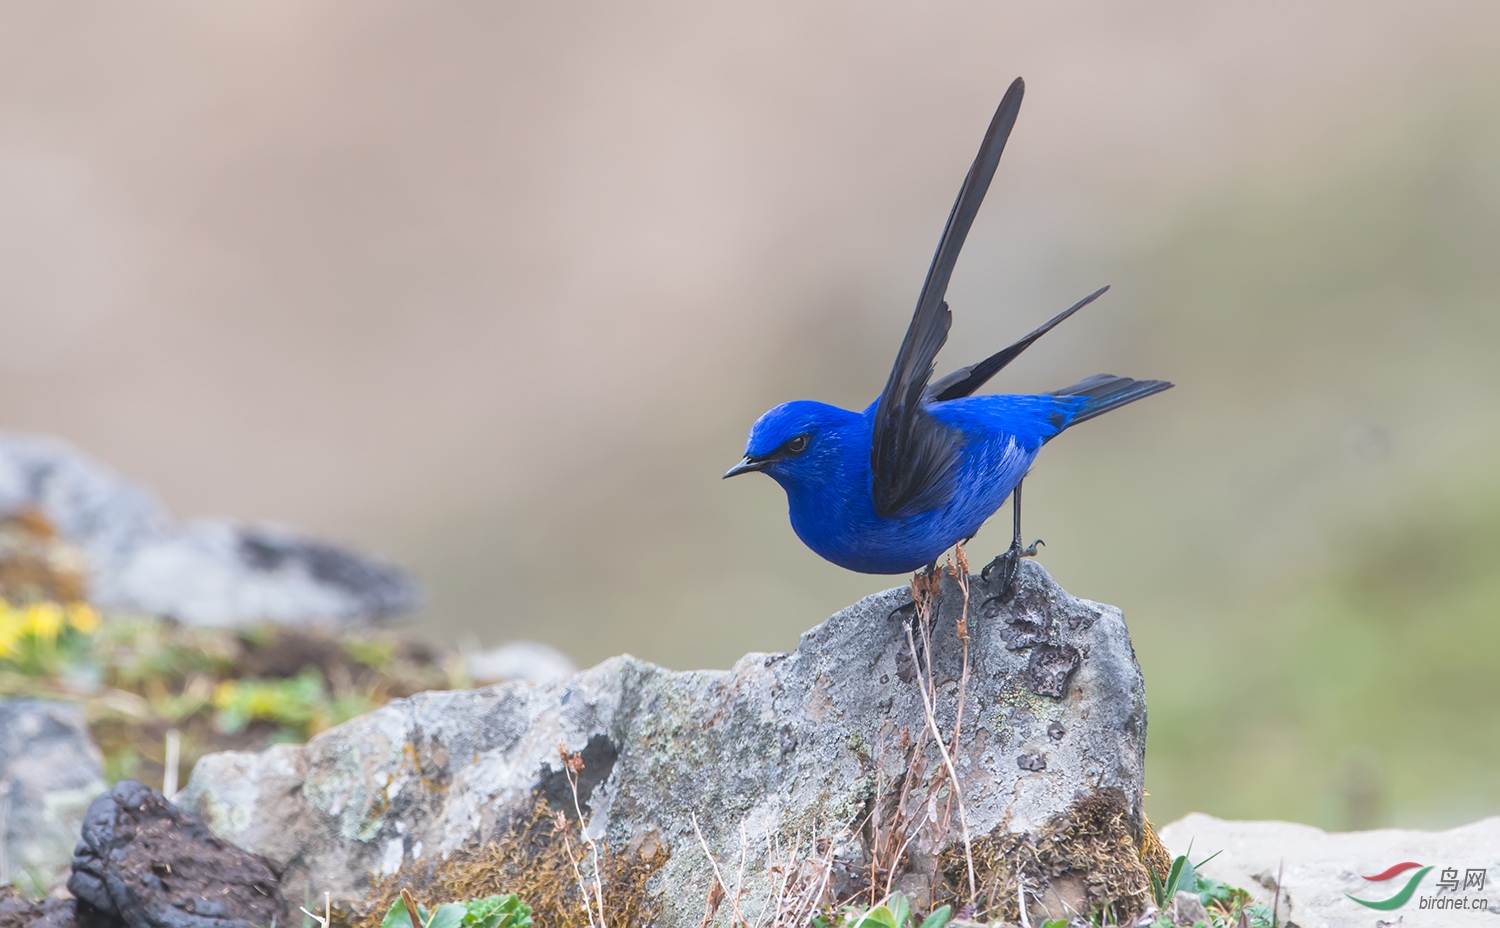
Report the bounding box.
[179,560,1150,924]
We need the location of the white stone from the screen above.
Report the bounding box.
[465,640,576,686]
[0,432,418,625]
[1160,812,1500,928]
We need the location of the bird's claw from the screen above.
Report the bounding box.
[979,538,1045,608]
[887,599,918,628]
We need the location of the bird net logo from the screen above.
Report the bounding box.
[1347,861,1490,913]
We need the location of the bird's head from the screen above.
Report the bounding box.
[724,400,856,488]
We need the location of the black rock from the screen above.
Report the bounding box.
[67,782,286,928]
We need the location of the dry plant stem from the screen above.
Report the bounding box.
[556,815,598,926]
[691,813,740,928]
[915,581,954,833]
[914,574,966,879]
[883,770,926,899]
[797,831,842,926]
[753,829,782,928]
[905,574,978,900]
[946,547,973,761]
[732,823,749,927]
[700,806,856,924]
[299,891,332,928]
[700,878,726,928]
[561,750,609,927]
[399,888,422,928]
[873,729,926,902]
[751,830,778,928]
[867,765,882,908]
[882,723,931,901]
[867,760,898,909]
[793,828,836,926]
[761,818,844,928]
[1273,859,1285,928]
[759,826,791,928]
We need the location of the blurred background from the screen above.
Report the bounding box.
[1,1,1497,832]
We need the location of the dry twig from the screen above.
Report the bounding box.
[905,569,978,900]
[557,744,608,927]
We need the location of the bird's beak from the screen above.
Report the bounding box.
[722,455,765,479]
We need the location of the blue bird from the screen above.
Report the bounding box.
[724,77,1172,588]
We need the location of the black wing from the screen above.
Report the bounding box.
[871,77,1025,519]
[927,285,1109,402]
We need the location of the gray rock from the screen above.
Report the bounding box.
[1160,812,1500,928]
[464,640,577,686]
[1168,890,1208,926]
[180,561,1148,923]
[0,699,107,894]
[0,432,418,625]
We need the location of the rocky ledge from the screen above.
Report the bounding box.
[179,560,1151,925]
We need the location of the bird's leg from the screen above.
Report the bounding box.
[980,480,1045,604]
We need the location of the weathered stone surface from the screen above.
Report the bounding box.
[0,699,107,895]
[1161,812,1500,928]
[180,561,1147,923]
[1167,890,1209,926]
[68,781,286,928]
[0,433,417,625]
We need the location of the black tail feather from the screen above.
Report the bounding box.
[928,285,1109,403]
[1050,373,1173,427]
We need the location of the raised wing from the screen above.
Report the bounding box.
[927,285,1109,402]
[871,77,1025,519]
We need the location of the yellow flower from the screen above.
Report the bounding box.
[25,602,64,644]
[66,603,101,635]
[212,680,238,709]
[0,607,22,660]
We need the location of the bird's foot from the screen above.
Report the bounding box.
[887,599,918,629]
[888,599,924,681]
[980,538,1044,608]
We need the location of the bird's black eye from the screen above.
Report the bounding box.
[786,434,809,454]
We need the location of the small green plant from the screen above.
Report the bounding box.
[813,892,951,928]
[1148,845,1276,928]
[0,599,99,676]
[380,892,532,928]
[1147,841,1219,909]
[345,636,397,671]
[212,670,326,734]
[211,669,376,737]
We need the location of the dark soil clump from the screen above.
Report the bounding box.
[68,780,286,928]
